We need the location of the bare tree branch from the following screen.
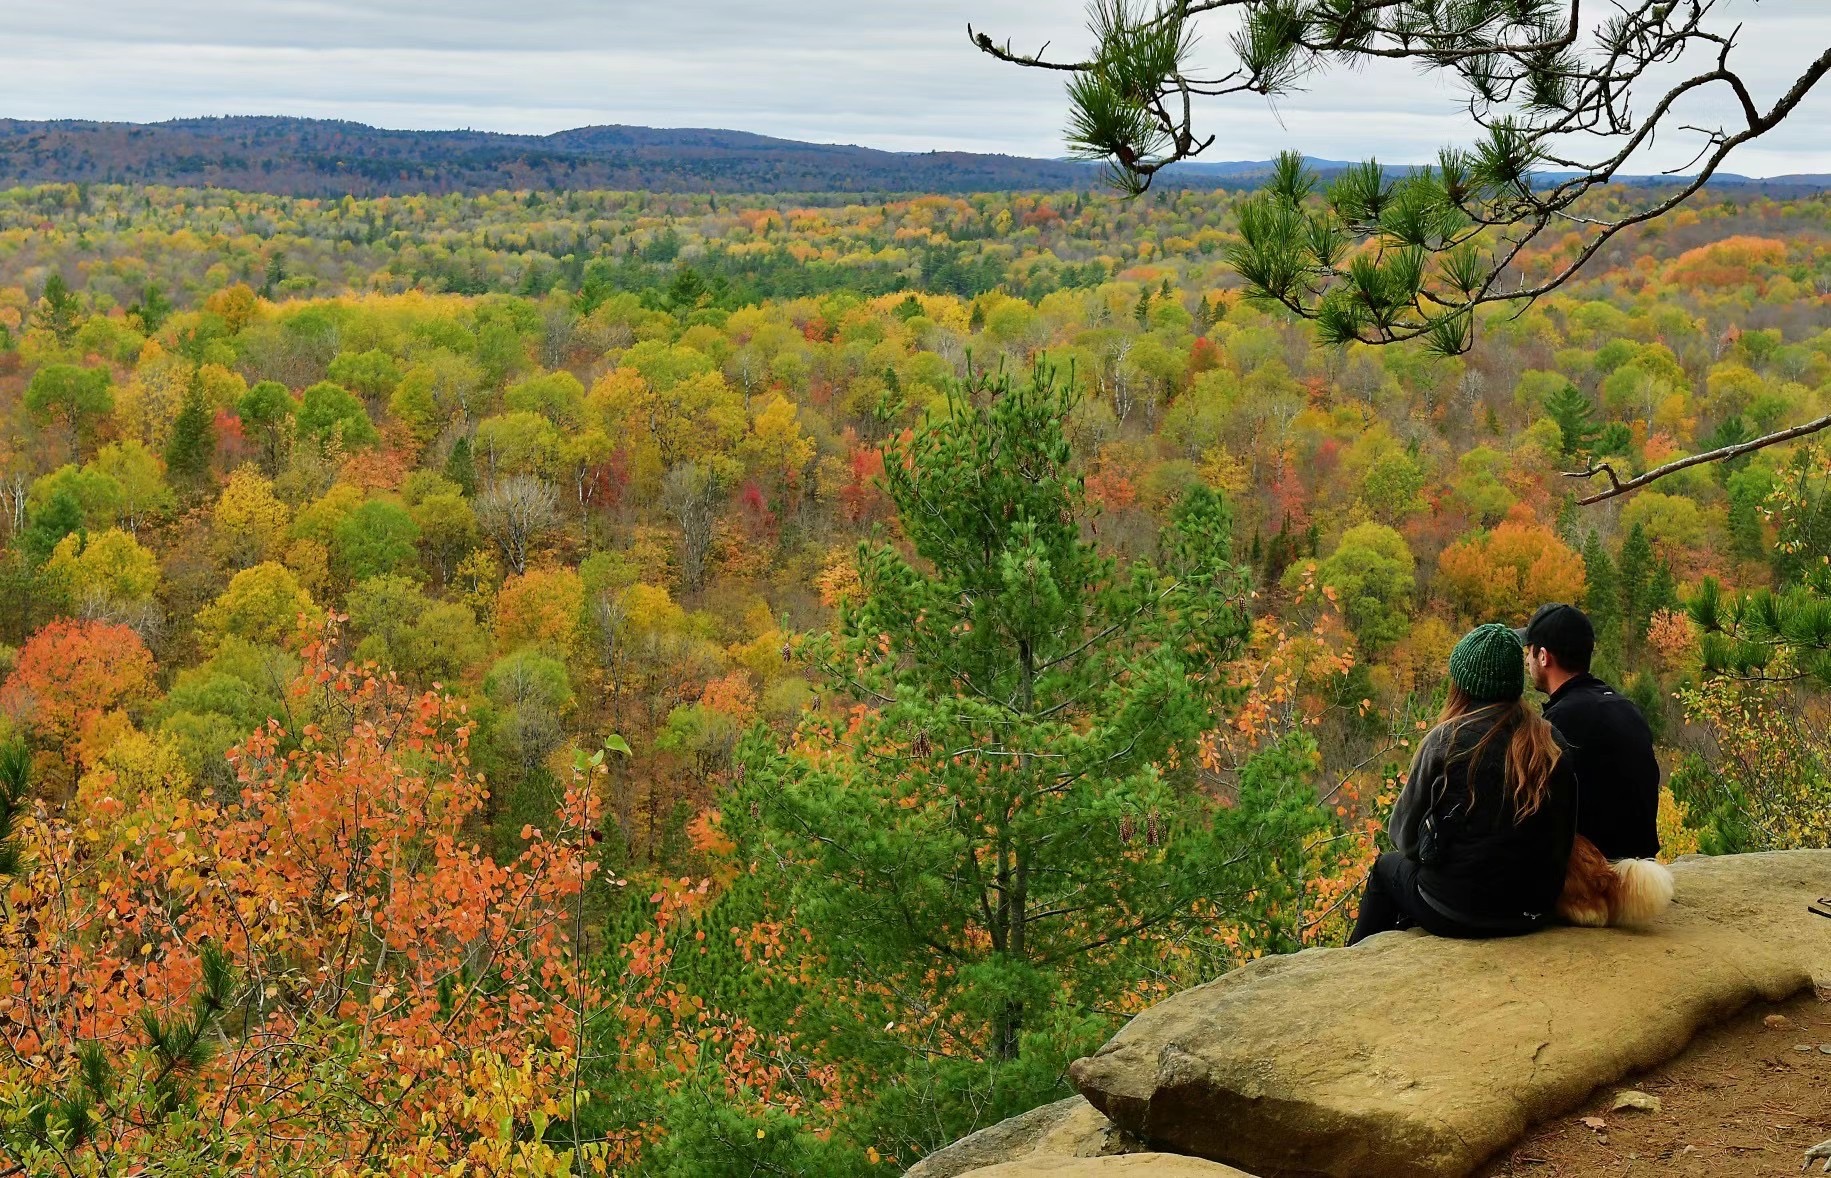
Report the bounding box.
[1565,414,1831,505]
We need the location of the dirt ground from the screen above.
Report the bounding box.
[1479,990,1831,1177]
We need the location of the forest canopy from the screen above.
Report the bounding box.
[0,177,1829,1173]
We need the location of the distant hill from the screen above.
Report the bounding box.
[0,116,1822,198]
[0,116,1106,196]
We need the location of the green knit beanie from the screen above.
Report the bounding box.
[1448,623,1525,702]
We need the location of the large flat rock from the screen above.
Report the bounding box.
[906,1096,1143,1178]
[1069,851,1831,1178]
[962,1154,1257,1177]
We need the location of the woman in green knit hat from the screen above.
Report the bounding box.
[1348,623,1578,944]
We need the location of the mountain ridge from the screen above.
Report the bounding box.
[0,115,1825,197]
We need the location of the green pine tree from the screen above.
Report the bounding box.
[32,274,82,346]
[1133,287,1152,325]
[1543,382,1603,458]
[1554,495,1580,546]
[127,283,174,333]
[164,386,216,498]
[1580,530,1619,626]
[444,435,477,497]
[260,253,288,300]
[1579,529,1622,676]
[1771,451,1831,590]
[734,367,1334,1134]
[1618,523,1657,647]
[23,488,84,565]
[1724,464,1772,567]
[1647,561,1679,620]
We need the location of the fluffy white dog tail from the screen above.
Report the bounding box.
[1609,858,1674,928]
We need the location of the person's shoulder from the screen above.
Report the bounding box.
[1419,719,1458,756]
[1563,677,1658,742]
[1547,675,1616,713]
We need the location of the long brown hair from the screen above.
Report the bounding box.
[1437,683,1563,820]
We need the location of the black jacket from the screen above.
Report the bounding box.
[1543,674,1661,860]
[1390,708,1577,930]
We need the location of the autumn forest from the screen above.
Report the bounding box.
[0,177,1829,1174]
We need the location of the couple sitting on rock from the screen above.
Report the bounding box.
[1348,603,1667,945]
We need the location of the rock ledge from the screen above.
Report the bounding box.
[1068,850,1831,1177]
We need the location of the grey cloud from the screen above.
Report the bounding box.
[1,0,1828,172]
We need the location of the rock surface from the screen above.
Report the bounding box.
[906,1096,1142,1178]
[1068,850,1831,1178]
[961,1154,1257,1177]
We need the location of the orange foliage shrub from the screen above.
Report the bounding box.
[1666,235,1788,290]
[493,565,585,656]
[0,635,617,1172]
[0,618,157,789]
[1436,506,1586,621]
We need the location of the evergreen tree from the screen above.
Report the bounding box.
[1703,415,1754,482]
[1618,523,1657,647]
[1625,672,1667,741]
[261,253,288,299]
[1597,420,1634,457]
[23,489,84,566]
[32,274,82,346]
[1725,466,1770,565]
[1647,561,1680,621]
[1133,287,1152,325]
[1771,451,1831,590]
[164,386,216,498]
[444,435,478,497]
[127,283,174,333]
[1194,294,1215,335]
[1554,495,1580,547]
[734,368,1334,1140]
[1578,529,1622,676]
[1580,530,1619,630]
[1543,383,1603,458]
[1262,513,1298,584]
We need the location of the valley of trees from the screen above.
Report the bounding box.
[0,177,1829,1173]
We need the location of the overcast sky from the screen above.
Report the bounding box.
[3,1,1830,175]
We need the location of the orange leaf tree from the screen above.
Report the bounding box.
[0,618,157,794]
[0,633,621,1175]
[1436,507,1587,622]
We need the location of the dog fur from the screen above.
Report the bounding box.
[1556,834,1674,928]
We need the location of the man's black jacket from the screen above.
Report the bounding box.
[1543,673,1661,860]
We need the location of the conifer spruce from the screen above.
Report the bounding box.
[734,367,1335,1139]
[164,387,216,499]
[1618,523,1656,647]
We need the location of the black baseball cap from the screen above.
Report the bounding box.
[1515,603,1594,672]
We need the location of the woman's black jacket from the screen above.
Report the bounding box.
[1388,707,1578,930]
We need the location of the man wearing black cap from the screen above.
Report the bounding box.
[1516,603,1661,860]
